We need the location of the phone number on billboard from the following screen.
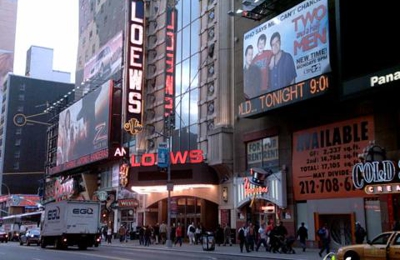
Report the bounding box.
[299,177,357,194]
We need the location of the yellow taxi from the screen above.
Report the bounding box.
[336,231,400,260]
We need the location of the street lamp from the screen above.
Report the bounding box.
[156,125,173,248]
[134,120,174,248]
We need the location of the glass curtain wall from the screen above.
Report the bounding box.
[172,0,200,152]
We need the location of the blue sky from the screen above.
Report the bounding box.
[14,0,79,83]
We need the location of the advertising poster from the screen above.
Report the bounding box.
[83,31,123,83]
[292,116,374,200]
[243,0,330,100]
[56,81,111,170]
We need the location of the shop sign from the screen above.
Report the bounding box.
[129,149,203,167]
[236,172,287,208]
[244,177,268,196]
[352,160,400,194]
[118,198,139,208]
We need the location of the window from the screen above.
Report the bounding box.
[18,94,25,101]
[15,139,21,146]
[13,162,20,170]
[247,136,279,170]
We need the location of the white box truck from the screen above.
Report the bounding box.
[40,200,101,250]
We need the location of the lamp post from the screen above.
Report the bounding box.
[157,133,173,248]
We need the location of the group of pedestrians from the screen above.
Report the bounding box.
[237,220,290,254]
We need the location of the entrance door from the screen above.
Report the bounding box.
[315,213,355,248]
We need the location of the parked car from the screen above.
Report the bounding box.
[0,228,9,243]
[336,231,400,260]
[19,228,40,246]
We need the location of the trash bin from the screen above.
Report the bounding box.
[202,232,215,251]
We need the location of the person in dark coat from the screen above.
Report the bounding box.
[297,222,308,252]
[237,223,250,253]
[215,224,224,246]
[355,222,366,244]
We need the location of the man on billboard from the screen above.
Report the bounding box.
[243,45,261,99]
[251,34,273,95]
[269,31,297,91]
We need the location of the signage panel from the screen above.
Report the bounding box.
[292,116,375,200]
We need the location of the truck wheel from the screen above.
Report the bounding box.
[55,238,62,249]
[40,239,46,248]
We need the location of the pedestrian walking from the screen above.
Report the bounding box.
[174,223,183,246]
[107,226,112,244]
[255,223,268,251]
[118,225,126,243]
[297,222,308,252]
[187,222,195,244]
[354,222,366,244]
[317,223,330,258]
[222,223,232,246]
[237,223,250,253]
[159,221,167,245]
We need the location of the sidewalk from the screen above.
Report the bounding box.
[102,238,329,260]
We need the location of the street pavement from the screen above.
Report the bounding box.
[102,238,335,260]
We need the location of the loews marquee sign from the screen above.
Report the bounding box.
[124,0,145,135]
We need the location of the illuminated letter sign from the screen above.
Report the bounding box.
[129,149,204,167]
[164,7,176,118]
[124,0,145,135]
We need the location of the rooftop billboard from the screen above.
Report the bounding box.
[83,31,123,83]
[239,0,331,117]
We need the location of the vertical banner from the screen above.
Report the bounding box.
[164,7,177,122]
[124,0,145,135]
[292,116,375,200]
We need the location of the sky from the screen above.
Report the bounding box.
[14,0,79,83]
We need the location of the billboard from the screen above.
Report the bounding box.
[54,80,112,172]
[292,116,375,200]
[243,0,330,99]
[83,31,123,83]
[338,0,400,96]
[239,0,331,118]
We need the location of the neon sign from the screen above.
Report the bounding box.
[129,149,204,167]
[124,0,144,134]
[243,177,268,196]
[164,7,176,118]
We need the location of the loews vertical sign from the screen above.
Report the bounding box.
[124,0,145,135]
[164,7,177,120]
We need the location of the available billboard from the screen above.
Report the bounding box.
[242,0,331,100]
[292,116,374,200]
[83,31,123,83]
[54,81,112,173]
